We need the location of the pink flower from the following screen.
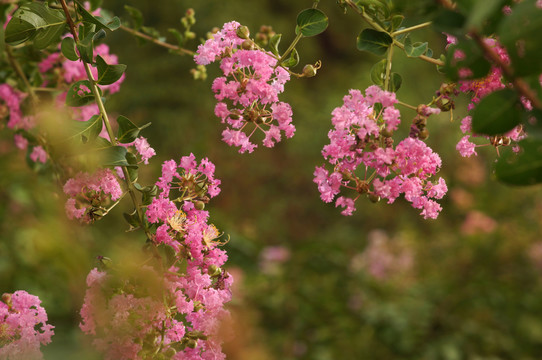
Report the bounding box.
[456,135,477,157]
[30,146,47,163]
[0,290,54,360]
[133,137,156,164]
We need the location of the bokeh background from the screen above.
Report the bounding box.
[2,0,542,359]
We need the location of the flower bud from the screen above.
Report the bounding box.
[2,293,12,307]
[302,64,318,78]
[241,40,253,50]
[195,201,205,210]
[418,128,429,140]
[236,26,250,40]
[208,264,222,277]
[187,339,198,349]
[436,97,453,112]
[381,128,393,138]
[369,193,381,203]
[502,137,511,146]
[164,348,177,357]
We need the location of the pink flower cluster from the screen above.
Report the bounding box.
[445,36,527,156]
[63,168,123,223]
[0,291,54,360]
[80,155,231,359]
[314,86,447,219]
[195,21,294,153]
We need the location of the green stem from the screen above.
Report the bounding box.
[119,25,194,56]
[384,44,394,91]
[278,32,303,64]
[391,21,432,36]
[6,46,37,103]
[397,100,417,111]
[59,0,153,241]
[392,39,444,66]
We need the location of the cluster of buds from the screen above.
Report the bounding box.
[254,25,276,47]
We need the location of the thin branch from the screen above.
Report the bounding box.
[119,25,194,56]
[5,46,38,103]
[392,21,432,36]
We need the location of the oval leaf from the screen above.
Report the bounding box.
[96,55,127,85]
[117,115,151,144]
[370,59,387,86]
[61,36,79,61]
[66,80,99,107]
[356,28,392,56]
[471,89,522,135]
[496,138,542,185]
[295,9,328,37]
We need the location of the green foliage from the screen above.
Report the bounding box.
[370,59,387,86]
[443,40,491,81]
[99,145,136,167]
[498,0,542,77]
[66,80,99,107]
[65,115,103,145]
[356,28,392,56]
[124,5,143,30]
[61,36,78,61]
[95,55,127,85]
[269,34,282,56]
[116,115,151,144]
[471,89,522,135]
[76,1,120,32]
[496,138,542,185]
[5,2,66,49]
[295,9,329,37]
[404,36,428,58]
[282,48,299,68]
[76,31,95,64]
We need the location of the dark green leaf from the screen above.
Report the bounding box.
[282,48,299,68]
[123,210,141,229]
[404,36,428,58]
[95,55,126,85]
[116,115,151,144]
[125,152,139,182]
[389,72,402,92]
[471,89,522,135]
[5,2,66,49]
[168,28,184,47]
[99,145,135,167]
[444,39,491,81]
[390,15,404,31]
[295,9,328,37]
[496,138,542,185]
[76,31,95,64]
[431,9,465,36]
[76,1,120,31]
[124,5,143,30]
[498,0,542,77]
[466,0,505,31]
[61,36,79,61]
[65,115,103,145]
[355,0,391,17]
[370,59,387,86]
[356,29,393,56]
[88,0,103,11]
[269,34,282,56]
[93,29,106,42]
[66,80,100,107]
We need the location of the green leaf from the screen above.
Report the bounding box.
[370,59,387,86]
[389,72,402,92]
[123,210,141,229]
[99,146,135,167]
[168,28,184,47]
[66,115,103,145]
[76,31,95,64]
[465,0,505,32]
[269,34,282,56]
[496,138,542,185]
[125,152,139,182]
[93,29,106,42]
[282,48,299,68]
[5,2,66,49]
[124,5,143,30]
[116,115,151,144]
[141,26,161,39]
[404,36,428,58]
[66,80,100,107]
[444,39,491,81]
[356,28,393,56]
[431,9,466,36]
[390,15,404,31]
[295,9,328,37]
[498,0,542,77]
[88,0,103,11]
[76,1,120,31]
[61,36,79,61]
[95,55,126,85]
[355,0,391,18]
[471,89,522,135]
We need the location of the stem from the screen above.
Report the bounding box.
[5,46,37,103]
[397,100,418,111]
[384,45,394,91]
[391,22,432,36]
[59,0,153,240]
[119,25,194,56]
[392,40,444,66]
[278,32,303,64]
[470,31,542,110]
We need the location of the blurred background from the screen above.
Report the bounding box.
[2,0,542,359]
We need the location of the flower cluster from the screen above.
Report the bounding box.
[0,291,54,360]
[444,36,527,157]
[63,168,123,223]
[80,154,231,359]
[195,21,294,153]
[314,86,447,219]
